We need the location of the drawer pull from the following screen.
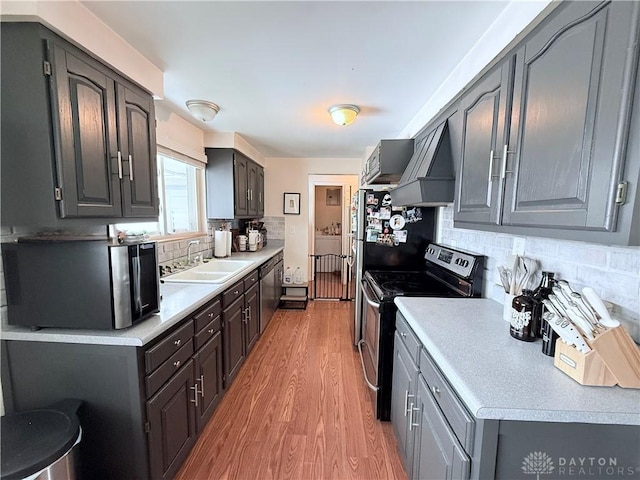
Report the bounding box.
[173,360,181,368]
[431,386,441,395]
[174,339,181,346]
[208,328,214,334]
[208,312,214,318]
[400,332,407,338]
[234,290,239,295]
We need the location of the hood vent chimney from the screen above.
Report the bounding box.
[389,119,455,206]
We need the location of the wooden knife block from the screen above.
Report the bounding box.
[553,326,640,388]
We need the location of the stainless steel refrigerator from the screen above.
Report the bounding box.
[350,189,436,345]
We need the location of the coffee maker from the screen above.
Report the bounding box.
[243,220,267,248]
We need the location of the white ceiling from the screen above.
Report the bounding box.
[81,1,512,158]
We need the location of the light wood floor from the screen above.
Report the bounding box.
[176,301,406,480]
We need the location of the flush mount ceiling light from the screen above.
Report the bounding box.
[186,100,220,122]
[328,104,360,126]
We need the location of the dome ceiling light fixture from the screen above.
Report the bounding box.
[328,104,360,126]
[186,100,220,122]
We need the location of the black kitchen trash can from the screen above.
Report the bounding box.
[1,399,83,480]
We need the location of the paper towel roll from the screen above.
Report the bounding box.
[214,230,227,258]
[226,231,232,256]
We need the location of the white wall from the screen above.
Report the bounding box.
[265,158,361,279]
[0,0,163,97]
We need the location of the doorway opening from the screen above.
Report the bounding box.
[308,175,358,301]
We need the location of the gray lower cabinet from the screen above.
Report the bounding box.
[412,375,470,480]
[391,312,640,480]
[0,22,158,228]
[392,315,472,480]
[222,270,261,388]
[453,1,640,245]
[390,332,419,473]
[1,295,224,480]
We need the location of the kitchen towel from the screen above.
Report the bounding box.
[214,230,228,258]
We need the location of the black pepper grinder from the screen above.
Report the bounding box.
[510,289,537,342]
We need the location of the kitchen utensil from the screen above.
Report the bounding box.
[497,266,510,293]
[507,254,520,295]
[516,257,536,292]
[550,289,571,312]
[565,305,595,341]
[581,287,621,328]
[543,311,591,353]
[570,292,600,329]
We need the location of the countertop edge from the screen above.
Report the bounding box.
[1,245,284,347]
[395,296,640,426]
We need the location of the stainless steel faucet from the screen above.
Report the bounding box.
[187,240,200,264]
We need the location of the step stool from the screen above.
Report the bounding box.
[279,283,308,310]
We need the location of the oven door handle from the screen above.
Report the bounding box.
[361,280,380,310]
[357,339,379,392]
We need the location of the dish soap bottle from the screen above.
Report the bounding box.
[510,289,537,342]
[284,267,293,285]
[294,267,304,284]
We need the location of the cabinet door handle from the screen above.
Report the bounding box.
[400,332,407,338]
[234,290,240,295]
[208,312,214,318]
[410,403,420,430]
[431,385,441,396]
[488,150,501,181]
[208,328,214,334]
[174,339,181,346]
[408,402,420,431]
[247,189,250,201]
[199,374,205,398]
[248,305,251,321]
[190,384,199,407]
[500,144,516,180]
[404,390,415,416]
[117,151,123,179]
[128,154,134,181]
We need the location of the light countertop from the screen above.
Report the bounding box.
[1,243,283,347]
[395,296,640,426]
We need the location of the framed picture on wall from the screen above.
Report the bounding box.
[283,192,301,215]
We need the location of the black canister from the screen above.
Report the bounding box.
[533,272,559,355]
[540,318,559,356]
[510,289,537,342]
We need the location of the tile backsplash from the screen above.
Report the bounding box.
[438,206,640,340]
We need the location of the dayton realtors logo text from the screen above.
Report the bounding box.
[523,452,638,478]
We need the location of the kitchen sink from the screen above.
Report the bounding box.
[161,259,254,284]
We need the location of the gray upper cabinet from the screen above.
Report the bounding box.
[503,1,637,230]
[118,84,159,218]
[455,60,513,225]
[205,148,264,219]
[453,1,640,245]
[0,23,159,227]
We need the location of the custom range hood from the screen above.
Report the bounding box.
[389,119,455,206]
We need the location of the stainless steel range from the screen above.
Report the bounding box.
[357,243,485,420]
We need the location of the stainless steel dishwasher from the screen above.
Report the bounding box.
[259,252,283,333]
